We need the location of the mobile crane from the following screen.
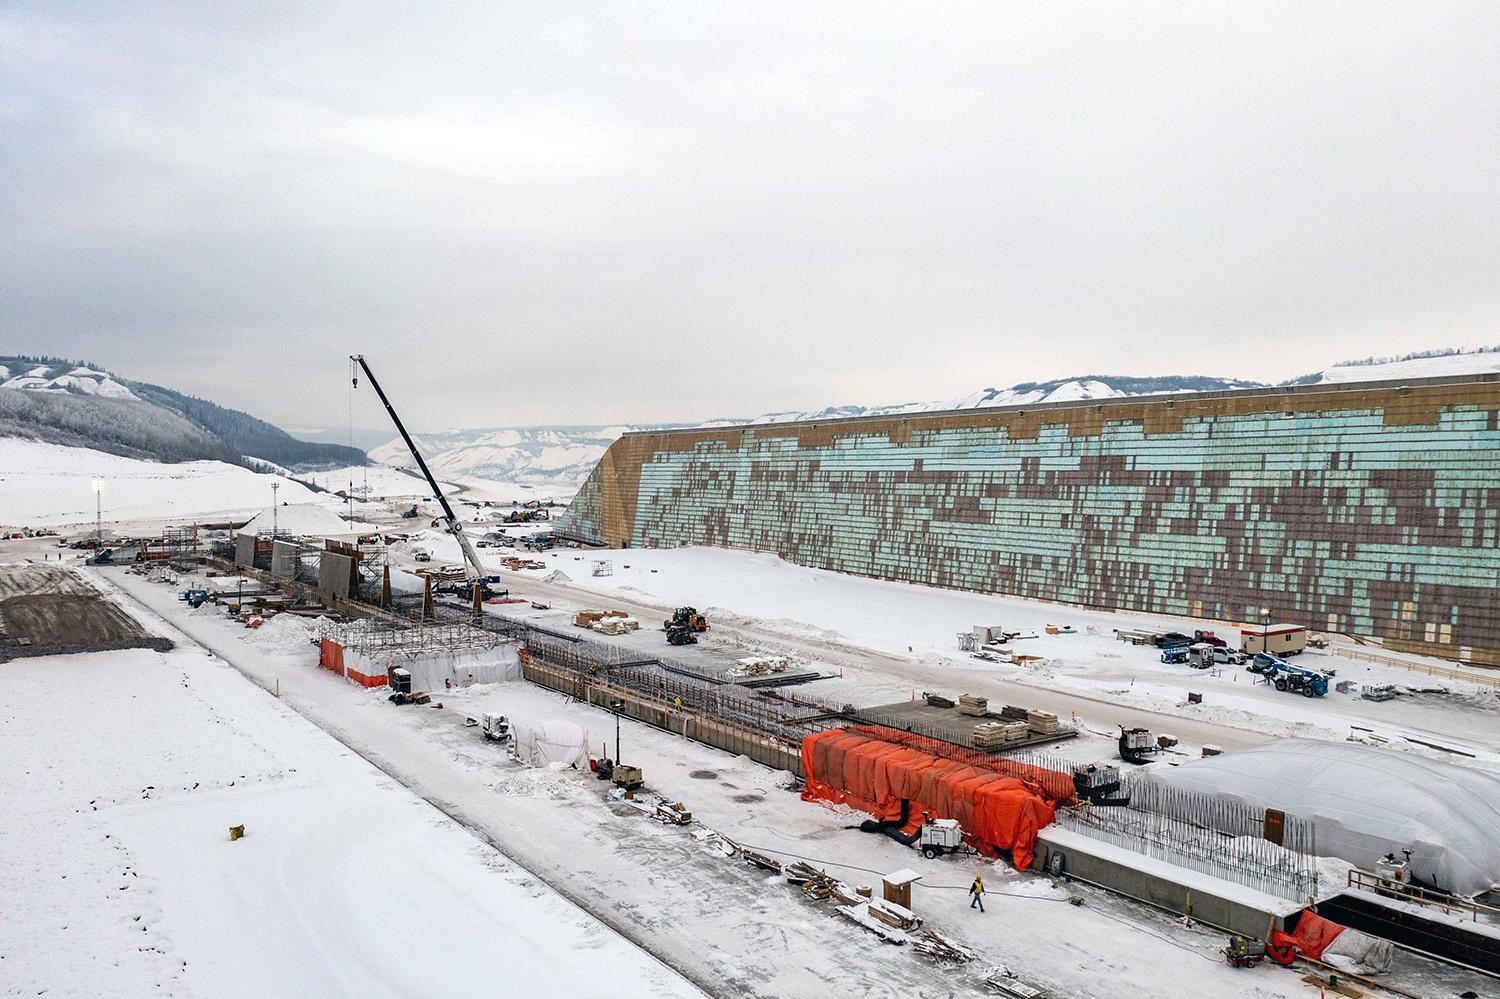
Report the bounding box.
[349,355,493,597]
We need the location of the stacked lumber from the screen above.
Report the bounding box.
[592,616,641,635]
[501,556,547,571]
[835,904,908,944]
[867,897,922,931]
[1027,710,1060,735]
[974,721,1029,747]
[959,694,989,716]
[574,610,605,628]
[972,722,1011,748]
[998,705,1029,721]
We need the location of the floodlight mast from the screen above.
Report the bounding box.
[349,354,486,583]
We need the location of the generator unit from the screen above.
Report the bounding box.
[1071,763,1130,806]
[917,818,965,859]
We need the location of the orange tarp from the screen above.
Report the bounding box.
[319,638,343,675]
[1268,910,1345,964]
[800,727,1068,870]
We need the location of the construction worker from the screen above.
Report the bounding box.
[969,875,985,912]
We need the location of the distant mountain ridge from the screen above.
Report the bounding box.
[0,355,366,470]
[376,347,1500,499]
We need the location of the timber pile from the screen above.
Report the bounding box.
[913,930,976,963]
[998,705,1029,721]
[502,557,547,571]
[654,801,692,825]
[959,694,989,717]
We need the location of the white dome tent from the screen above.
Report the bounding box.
[510,720,591,769]
[1147,738,1500,896]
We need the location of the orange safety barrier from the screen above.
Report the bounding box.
[801,727,1066,870]
[319,638,344,675]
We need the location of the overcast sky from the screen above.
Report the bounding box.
[2,3,1498,430]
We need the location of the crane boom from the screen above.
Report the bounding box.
[349,354,487,583]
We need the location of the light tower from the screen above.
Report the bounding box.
[90,480,103,545]
[271,480,280,540]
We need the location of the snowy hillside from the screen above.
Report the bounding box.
[371,426,632,500]
[0,361,138,399]
[0,354,365,470]
[1288,346,1500,386]
[0,437,334,528]
[378,350,1500,499]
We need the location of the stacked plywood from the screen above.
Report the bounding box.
[958,694,989,716]
[1027,710,1060,735]
[972,721,1027,748]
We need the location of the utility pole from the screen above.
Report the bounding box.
[91,481,103,545]
[271,480,280,540]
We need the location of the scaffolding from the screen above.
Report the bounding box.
[316,617,506,668]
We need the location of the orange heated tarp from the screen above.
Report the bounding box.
[800,728,1067,870]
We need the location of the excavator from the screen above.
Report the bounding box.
[350,355,498,601]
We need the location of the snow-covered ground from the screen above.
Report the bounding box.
[473,545,1500,768]
[0,583,702,998]
[89,563,1489,999]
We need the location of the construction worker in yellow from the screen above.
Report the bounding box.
[969,874,985,912]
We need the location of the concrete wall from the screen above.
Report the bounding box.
[1033,831,1294,939]
[317,552,355,600]
[270,540,299,580]
[558,375,1500,665]
[233,533,256,567]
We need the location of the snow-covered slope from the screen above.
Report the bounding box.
[0,437,332,528]
[1290,346,1500,386]
[371,426,630,500]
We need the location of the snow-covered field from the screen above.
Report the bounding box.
[483,545,1500,766]
[0,438,332,528]
[0,585,701,998]
[88,563,1490,999]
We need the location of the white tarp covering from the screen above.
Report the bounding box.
[1147,738,1500,895]
[511,719,590,769]
[343,641,521,689]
